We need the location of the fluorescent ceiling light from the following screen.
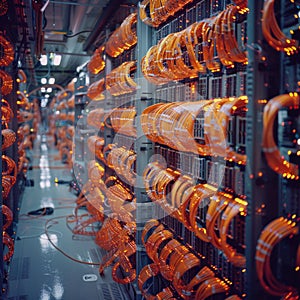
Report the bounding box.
[48,77,55,84]
[53,54,62,66]
[40,55,48,66]
[47,87,52,93]
[45,94,50,98]
[41,78,47,84]
[41,87,46,92]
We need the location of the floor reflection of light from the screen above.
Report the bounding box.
[52,273,64,299]
[39,233,58,254]
[39,284,50,300]
[39,274,64,300]
[41,197,54,208]
[39,149,51,189]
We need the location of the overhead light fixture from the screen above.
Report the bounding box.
[52,54,62,66]
[41,98,48,108]
[48,77,55,84]
[41,78,47,84]
[47,87,52,93]
[41,87,46,93]
[40,55,48,66]
[45,94,50,98]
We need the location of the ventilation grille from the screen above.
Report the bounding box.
[98,282,128,300]
[9,257,30,281]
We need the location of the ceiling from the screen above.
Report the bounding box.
[14,0,137,94]
[31,0,110,89]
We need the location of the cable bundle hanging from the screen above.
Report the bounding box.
[142,162,247,267]
[106,13,137,58]
[106,61,137,96]
[262,0,298,54]
[256,216,299,298]
[106,146,137,186]
[139,220,231,299]
[0,35,14,66]
[86,108,105,130]
[87,44,105,75]
[109,106,137,137]
[0,70,13,95]
[141,97,247,164]
[87,135,105,161]
[141,6,248,83]
[87,78,105,101]
[139,0,194,28]
[96,214,136,284]
[262,92,299,179]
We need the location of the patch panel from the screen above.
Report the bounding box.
[221,165,235,192]
[226,74,237,97]
[236,115,247,150]
[237,72,247,96]
[198,76,208,99]
[209,76,223,99]
[186,6,197,26]
[234,166,245,197]
[192,156,206,181]
[196,0,211,20]
[194,112,205,141]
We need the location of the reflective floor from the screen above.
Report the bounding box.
[6,134,132,300]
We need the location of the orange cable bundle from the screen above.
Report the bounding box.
[256,217,299,298]
[141,6,248,83]
[141,98,247,163]
[219,197,247,267]
[69,183,105,236]
[87,135,105,160]
[138,263,161,299]
[1,99,14,124]
[187,183,217,242]
[2,129,16,150]
[106,146,137,185]
[87,44,105,74]
[141,45,171,85]
[67,95,75,109]
[87,78,105,101]
[111,240,136,284]
[3,232,14,262]
[0,70,13,95]
[16,91,30,108]
[106,61,137,96]
[0,0,8,16]
[106,183,136,222]
[86,108,105,129]
[262,0,298,54]
[0,35,14,66]
[17,69,27,83]
[109,106,137,137]
[139,0,193,28]
[106,13,137,58]
[195,277,230,300]
[262,92,299,179]
[204,96,248,164]
[2,204,13,231]
[140,220,229,299]
[232,0,247,9]
[2,155,17,184]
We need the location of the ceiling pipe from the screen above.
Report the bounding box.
[60,0,90,68]
[49,0,103,7]
[83,0,126,52]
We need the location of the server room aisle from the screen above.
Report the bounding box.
[6,133,131,300]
